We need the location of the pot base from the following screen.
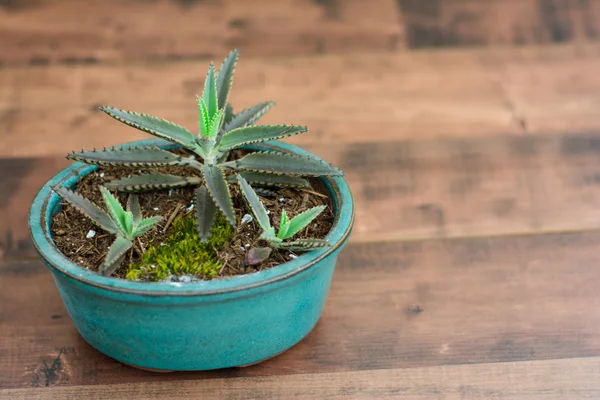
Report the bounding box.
[121,349,286,372]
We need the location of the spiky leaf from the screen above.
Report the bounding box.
[134,216,162,236]
[281,205,326,240]
[223,104,234,126]
[247,247,272,265]
[202,63,218,119]
[100,187,129,235]
[208,109,224,138]
[67,147,184,168]
[204,164,236,226]
[227,172,310,188]
[197,97,210,138]
[52,186,118,234]
[100,107,196,149]
[277,238,331,251]
[237,175,271,232]
[105,173,201,192]
[216,49,238,109]
[218,125,307,151]
[278,209,290,239]
[100,236,133,276]
[222,102,274,132]
[194,186,217,243]
[235,151,343,176]
[127,194,142,225]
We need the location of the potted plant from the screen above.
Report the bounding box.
[29,49,354,371]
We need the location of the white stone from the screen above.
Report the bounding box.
[241,214,253,224]
[86,230,96,239]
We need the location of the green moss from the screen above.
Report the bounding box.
[126,214,234,282]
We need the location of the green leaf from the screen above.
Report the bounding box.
[223,104,234,126]
[218,125,307,151]
[228,172,310,188]
[223,102,274,132]
[208,109,224,139]
[280,205,326,240]
[194,186,217,243]
[52,186,118,234]
[123,211,134,237]
[237,175,271,232]
[100,236,133,276]
[203,164,236,226]
[276,238,331,251]
[134,216,162,236]
[202,63,218,119]
[127,194,142,225]
[67,146,185,168]
[216,49,239,109]
[278,209,290,239]
[105,173,201,192]
[100,106,196,149]
[100,187,128,235]
[235,151,344,176]
[197,97,210,138]
[247,247,272,265]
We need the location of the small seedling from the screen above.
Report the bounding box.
[238,175,330,264]
[52,186,162,276]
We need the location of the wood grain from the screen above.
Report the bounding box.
[6,131,600,259]
[3,44,600,159]
[398,0,600,49]
[0,0,403,65]
[3,230,600,388]
[4,357,600,399]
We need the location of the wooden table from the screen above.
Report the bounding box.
[3,1,600,398]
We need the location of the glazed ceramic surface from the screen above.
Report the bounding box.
[29,139,354,371]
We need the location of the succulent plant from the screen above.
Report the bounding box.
[238,175,330,264]
[66,49,342,242]
[52,186,162,276]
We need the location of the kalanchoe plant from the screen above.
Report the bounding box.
[66,49,342,242]
[52,186,162,276]
[238,176,330,265]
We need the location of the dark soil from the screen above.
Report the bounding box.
[51,151,335,281]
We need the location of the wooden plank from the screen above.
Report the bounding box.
[398,0,600,49]
[3,44,600,159]
[3,357,600,399]
[6,131,600,259]
[0,0,403,65]
[3,231,600,388]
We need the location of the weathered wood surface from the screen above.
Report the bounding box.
[4,0,600,397]
[3,44,600,159]
[5,131,600,260]
[0,0,403,65]
[2,0,600,66]
[4,357,600,399]
[4,231,600,389]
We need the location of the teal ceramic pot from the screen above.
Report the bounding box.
[29,139,354,371]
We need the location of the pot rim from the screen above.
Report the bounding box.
[29,139,354,296]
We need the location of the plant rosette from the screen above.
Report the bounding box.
[29,50,354,371]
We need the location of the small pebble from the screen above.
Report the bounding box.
[289,254,298,259]
[168,190,173,197]
[241,214,253,224]
[86,230,96,239]
[179,275,192,283]
[266,210,271,215]
[187,204,195,211]
[245,244,250,248]
[159,243,165,246]
[153,207,159,211]
[239,246,246,252]
[99,172,105,178]
[278,198,285,203]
